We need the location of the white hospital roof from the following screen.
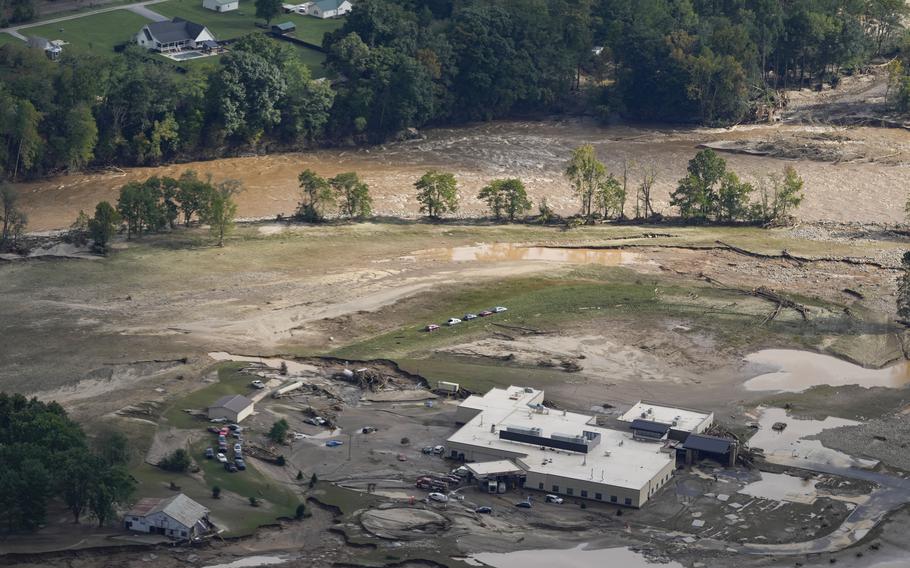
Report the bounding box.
[449,403,673,490]
[465,460,524,477]
[618,401,711,433]
[460,385,543,411]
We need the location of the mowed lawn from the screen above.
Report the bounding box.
[24,10,152,53]
[0,33,23,46]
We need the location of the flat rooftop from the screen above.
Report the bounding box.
[459,385,543,412]
[449,404,673,491]
[618,401,711,433]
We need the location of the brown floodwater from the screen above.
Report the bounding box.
[15,119,910,231]
[743,349,910,392]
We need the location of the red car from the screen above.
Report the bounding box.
[426,324,440,332]
[478,310,494,317]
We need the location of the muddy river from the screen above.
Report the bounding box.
[16,120,910,231]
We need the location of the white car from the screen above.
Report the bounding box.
[545,494,564,504]
[216,453,228,463]
[292,432,307,440]
[493,306,508,313]
[428,492,448,503]
[451,466,469,477]
[233,443,242,455]
[251,380,266,389]
[447,318,462,326]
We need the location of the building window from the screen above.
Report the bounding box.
[610,496,617,503]
[181,530,187,537]
[566,488,574,496]
[595,493,602,500]
[552,485,559,493]
[580,490,588,498]
[538,482,544,490]
[624,497,632,506]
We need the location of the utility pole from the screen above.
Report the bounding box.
[347,432,352,461]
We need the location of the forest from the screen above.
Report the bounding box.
[0,0,907,179]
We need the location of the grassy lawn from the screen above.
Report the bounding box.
[0,33,23,46]
[24,10,151,53]
[162,363,255,429]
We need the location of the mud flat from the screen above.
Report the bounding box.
[472,544,682,568]
[743,350,910,393]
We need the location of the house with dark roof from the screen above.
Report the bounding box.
[306,0,352,18]
[135,18,216,52]
[124,494,212,539]
[208,394,255,422]
[27,36,63,60]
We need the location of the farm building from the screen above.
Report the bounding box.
[306,0,351,18]
[446,386,676,508]
[124,494,212,539]
[208,394,254,422]
[135,18,217,52]
[203,0,239,12]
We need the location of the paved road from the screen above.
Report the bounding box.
[0,0,167,41]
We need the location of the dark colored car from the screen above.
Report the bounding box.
[234,458,246,470]
[478,310,494,317]
[515,501,532,508]
[224,462,238,473]
[475,506,493,514]
[204,447,215,459]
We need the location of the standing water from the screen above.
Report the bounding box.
[742,349,910,392]
[471,544,682,568]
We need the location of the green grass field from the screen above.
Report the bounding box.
[0,33,23,47]
[24,10,151,53]
[162,363,255,429]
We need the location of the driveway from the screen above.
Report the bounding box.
[0,0,167,40]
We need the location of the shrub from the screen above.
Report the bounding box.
[158,449,191,472]
[212,486,221,499]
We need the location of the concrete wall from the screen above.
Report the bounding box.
[454,405,482,426]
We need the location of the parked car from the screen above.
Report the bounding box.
[464,313,478,320]
[451,466,469,477]
[224,462,238,473]
[493,306,508,313]
[397,453,408,461]
[210,417,228,423]
[432,445,446,455]
[229,424,242,432]
[216,452,228,463]
[426,324,440,332]
[478,310,493,317]
[233,443,242,455]
[234,458,246,470]
[325,440,344,447]
[292,432,307,440]
[204,447,215,459]
[251,380,266,389]
[474,506,493,514]
[304,417,327,426]
[515,500,532,508]
[361,426,377,434]
[545,494,564,504]
[428,492,448,503]
[422,446,434,455]
[446,318,462,326]
[232,431,242,439]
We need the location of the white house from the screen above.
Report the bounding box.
[307,0,352,18]
[124,494,212,539]
[208,394,255,423]
[135,18,217,52]
[203,0,239,12]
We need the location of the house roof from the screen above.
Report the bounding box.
[681,434,735,454]
[210,394,253,413]
[127,494,209,528]
[273,21,296,30]
[630,419,671,435]
[27,36,52,49]
[145,18,209,44]
[313,0,343,10]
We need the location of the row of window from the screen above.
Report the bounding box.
[537,482,632,506]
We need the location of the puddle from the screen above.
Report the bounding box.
[748,407,872,468]
[742,349,910,392]
[471,544,681,568]
[739,472,819,504]
[416,244,639,265]
[207,352,320,375]
[203,556,288,568]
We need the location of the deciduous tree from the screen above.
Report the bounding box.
[330,172,372,219]
[415,170,458,219]
[565,145,607,221]
[201,180,241,247]
[297,169,334,221]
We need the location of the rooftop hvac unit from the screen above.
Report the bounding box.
[506,425,542,437]
[524,387,534,393]
[647,408,653,415]
[551,433,586,445]
[640,412,647,419]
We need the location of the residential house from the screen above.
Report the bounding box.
[124,494,213,539]
[306,0,352,18]
[26,36,63,60]
[203,0,239,12]
[208,394,255,422]
[135,18,217,52]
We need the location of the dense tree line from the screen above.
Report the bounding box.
[0,1,905,180]
[0,393,135,531]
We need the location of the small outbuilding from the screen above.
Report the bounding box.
[124,494,212,539]
[208,394,254,422]
[203,0,238,12]
[680,434,738,467]
[271,21,296,34]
